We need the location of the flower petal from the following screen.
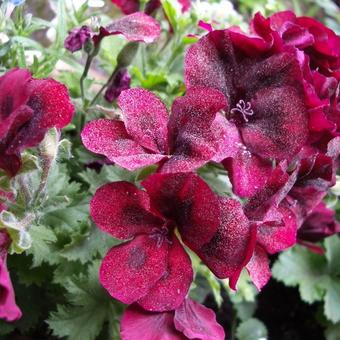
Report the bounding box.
[195,198,256,287]
[81,119,166,170]
[120,305,183,340]
[241,86,308,160]
[246,245,271,290]
[111,0,139,15]
[100,235,168,304]
[118,88,168,154]
[142,173,220,249]
[174,298,225,340]
[8,78,74,154]
[91,181,164,240]
[94,12,161,44]
[0,254,22,322]
[162,87,227,172]
[137,236,193,312]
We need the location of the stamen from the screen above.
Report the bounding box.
[149,226,172,248]
[230,99,254,122]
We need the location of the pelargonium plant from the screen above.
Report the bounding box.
[0,0,339,339]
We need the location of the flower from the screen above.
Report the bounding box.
[120,299,225,340]
[91,172,254,309]
[0,68,74,176]
[104,68,131,103]
[82,87,227,173]
[64,26,92,53]
[111,0,191,15]
[266,11,340,79]
[0,230,22,322]
[298,202,340,244]
[185,23,309,197]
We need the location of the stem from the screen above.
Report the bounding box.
[88,67,118,107]
[80,53,94,103]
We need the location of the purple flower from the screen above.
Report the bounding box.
[104,68,131,103]
[64,26,92,53]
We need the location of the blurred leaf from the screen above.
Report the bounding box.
[325,235,340,276]
[236,318,268,340]
[325,322,340,340]
[325,279,340,323]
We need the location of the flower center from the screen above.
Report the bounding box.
[230,99,254,122]
[149,226,173,248]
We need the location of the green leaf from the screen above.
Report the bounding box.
[47,261,119,340]
[325,278,340,323]
[236,318,268,340]
[272,246,328,303]
[325,235,340,276]
[325,322,340,340]
[26,224,57,267]
[60,222,118,264]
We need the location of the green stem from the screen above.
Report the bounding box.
[88,67,118,107]
[80,53,93,103]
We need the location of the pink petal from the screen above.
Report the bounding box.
[100,235,168,304]
[118,88,168,154]
[223,146,273,198]
[246,245,271,290]
[137,236,193,312]
[257,205,297,254]
[90,181,164,239]
[81,119,166,170]
[94,12,161,45]
[120,305,184,340]
[174,298,225,340]
[195,198,257,287]
[0,231,22,322]
[163,87,227,173]
[142,173,220,249]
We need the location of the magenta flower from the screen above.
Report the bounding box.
[64,26,92,53]
[104,68,131,103]
[91,172,254,309]
[120,299,225,340]
[0,68,74,176]
[0,231,22,322]
[82,87,227,173]
[266,11,340,79]
[298,202,340,244]
[185,25,309,197]
[111,0,191,15]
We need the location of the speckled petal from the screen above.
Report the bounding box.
[118,88,168,154]
[162,87,226,173]
[195,198,257,288]
[81,119,166,170]
[246,245,271,290]
[100,235,168,304]
[91,181,164,240]
[94,12,161,45]
[120,305,184,340]
[142,173,220,250]
[174,298,225,340]
[137,236,193,312]
[111,0,139,14]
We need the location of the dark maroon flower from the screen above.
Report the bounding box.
[64,26,92,53]
[0,68,74,176]
[120,299,225,340]
[298,202,340,244]
[92,12,161,46]
[91,172,254,308]
[104,68,131,103]
[185,25,309,197]
[111,0,191,15]
[0,230,22,322]
[82,87,227,173]
[266,11,340,79]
